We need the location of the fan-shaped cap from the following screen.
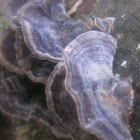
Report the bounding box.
[0,29,24,74]
[63,31,133,140]
[0,67,69,138]
[16,1,92,62]
[4,0,98,63]
[15,28,56,84]
[46,62,99,140]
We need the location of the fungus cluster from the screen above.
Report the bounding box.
[0,0,134,140]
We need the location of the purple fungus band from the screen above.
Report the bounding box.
[63,31,133,140]
[46,62,99,140]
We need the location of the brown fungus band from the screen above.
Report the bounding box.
[3,0,95,83]
[0,28,55,84]
[63,31,133,140]
[3,0,57,84]
[0,67,69,138]
[46,62,99,140]
[0,29,24,75]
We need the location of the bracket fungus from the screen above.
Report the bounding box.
[0,0,134,140]
[0,66,69,138]
[16,0,94,62]
[46,62,99,140]
[62,31,133,140]
[15,27,56,84]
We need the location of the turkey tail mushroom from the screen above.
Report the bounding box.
[0,67,69,139]
[15,27,56,84]
[2,0,134,139]
[3,0,97,64]
[46,62,99,140]
[16,0,95,62]
[63,31,134,140]
[3,0,56,84]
